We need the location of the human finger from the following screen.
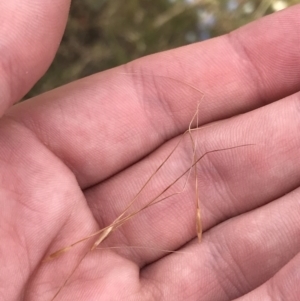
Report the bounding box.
[234,252,300,301]
[0,0,70,114]
[6,5,300,188]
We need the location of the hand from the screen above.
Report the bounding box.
[1,2,300,300]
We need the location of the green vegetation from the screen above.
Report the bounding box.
[26,0,299,98]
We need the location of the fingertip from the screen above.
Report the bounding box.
[0,0,71,114]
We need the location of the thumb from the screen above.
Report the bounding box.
[0,0,71,115]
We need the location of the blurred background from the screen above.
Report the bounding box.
[26,0,299,98]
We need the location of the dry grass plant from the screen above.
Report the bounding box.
[44,74,253,300]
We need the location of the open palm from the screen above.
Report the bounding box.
[1,2,300,301]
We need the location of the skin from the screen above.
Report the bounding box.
[1,2,300,300]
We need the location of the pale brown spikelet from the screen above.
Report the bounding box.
[196,207,202,242]
[91,225,114,251]
[43,246,72,262]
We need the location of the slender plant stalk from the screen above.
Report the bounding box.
[46,73,254,300]
[48,141,254,300]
